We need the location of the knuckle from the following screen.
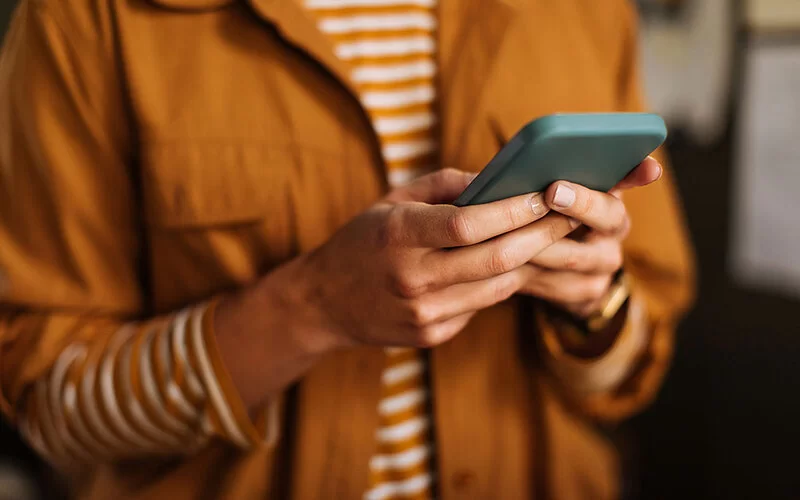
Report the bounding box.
[611,203,629,231]
[392,270,427,298]
[408,300,437,328]
[439,167,460,179]
[545,219,564,246]
[586,277,610,301]
[501,202,522,229]
[445,210,475,245]
[563,246,581,270]
[415,324,444,348]
[487,245,516,275]
[432,168,463,193]
[493,273,520,303]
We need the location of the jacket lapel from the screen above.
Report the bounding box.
[244,0,361,100]
[437,0,520,167]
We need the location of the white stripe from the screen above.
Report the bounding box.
[34,382,70,462]
[166,382,199,420]
[47,346,94,460]
[363,473,432,500]
[99,325,160,448]
[362,85,434,109]
[319,13,436,34]
[376,416,429,443]
[139,326,190,435]
[81,357,130,452]
[381,359,425,385]
[352,60,436,84]
[369,444,431,472]
[374,112,436,135]
[189,306,252,448]
[335,36,434,60]
[118,334,182,447]
[158,320,198,420]
[382,138,436,162]
[306,0,435,9]
[172,310,204,400]
[62,379,111,459]
[379,388,427,416]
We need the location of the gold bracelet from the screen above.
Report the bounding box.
[586,271,631,333]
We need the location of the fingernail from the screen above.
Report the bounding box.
[569,217,581,229]
[553,185,576,208]
[529,193,548,216]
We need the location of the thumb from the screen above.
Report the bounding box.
[384,168,478,204]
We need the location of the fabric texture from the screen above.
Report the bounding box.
[0,0,695,498]
[303,1,440,498]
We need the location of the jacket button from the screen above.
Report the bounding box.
[451,470,476,491]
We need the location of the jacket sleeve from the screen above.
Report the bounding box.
[0,1,269,467]
[535,1,696,423]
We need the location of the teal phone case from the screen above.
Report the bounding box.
[453,113,667,206]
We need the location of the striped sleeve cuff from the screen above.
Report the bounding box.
[537,292,649,395]
[16,301,279,466]
[197,300,280,448]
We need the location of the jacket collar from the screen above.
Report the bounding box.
[148,0,522,167]
[147,0,521,97]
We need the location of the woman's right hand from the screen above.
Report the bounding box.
[270,168,580,352]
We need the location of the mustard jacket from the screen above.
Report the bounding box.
[0,0,695,498]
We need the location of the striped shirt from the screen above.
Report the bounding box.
[16,3,438,496]
[304,1,439,499]
[17,305,264,467]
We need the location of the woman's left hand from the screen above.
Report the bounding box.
[518,157,663,318]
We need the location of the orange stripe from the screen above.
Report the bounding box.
[325,27,434,43]
[305,3,437,495]
[378,402,428,427]
[306,4,433,17]
[341,52,434,67]
[367,103,437,120]
[375,126,440,145]
[370,457,432,484]
[357,76,435,93]
[384,153,439,172]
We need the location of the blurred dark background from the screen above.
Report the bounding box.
[1,1,798,499]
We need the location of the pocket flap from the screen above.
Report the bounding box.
[141,142,290,228]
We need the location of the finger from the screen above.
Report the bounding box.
[384,168,477,204]
[613,156,663,192]
[544,182,630,235]
[395,191,549,248]
[518,266,614,304]
[424,213,580,286]
[409,312,475,348]
[403,268,526,327]
[529,237,623,273]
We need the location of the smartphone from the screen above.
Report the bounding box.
[453,113,667,206]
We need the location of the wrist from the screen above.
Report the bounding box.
[545,270,631,358]
[253,255,350,356]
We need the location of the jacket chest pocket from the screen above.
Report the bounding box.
[139,141,298,309]
[141,141,294,228]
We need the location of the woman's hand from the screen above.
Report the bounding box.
[269,168,582,351]
[518,157,663,317]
